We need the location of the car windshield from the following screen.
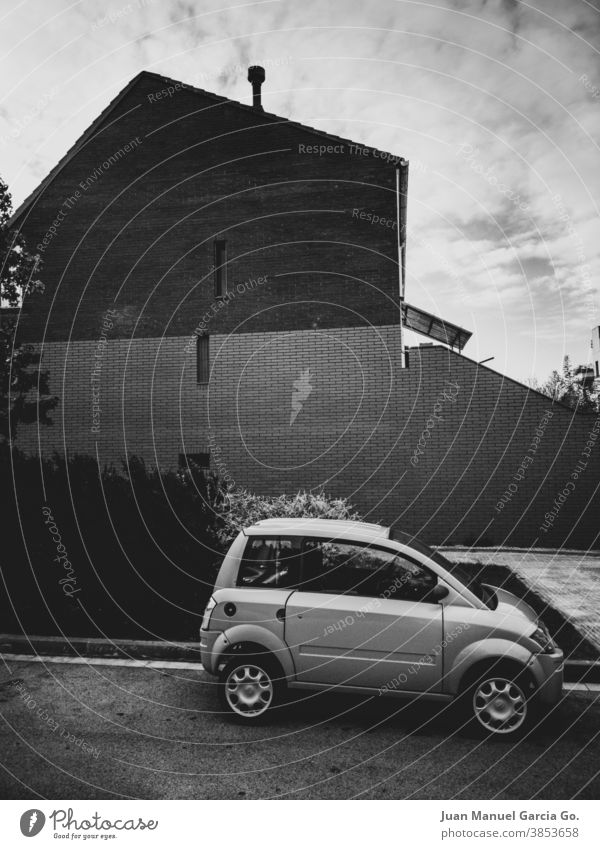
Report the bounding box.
[389,528,492,606]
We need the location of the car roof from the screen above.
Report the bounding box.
[245,518,391,543]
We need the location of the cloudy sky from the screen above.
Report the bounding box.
[1,0,599,382]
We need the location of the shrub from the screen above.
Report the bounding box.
[0,447,222,640]
[0,446,361,640]
[216,486,362,548]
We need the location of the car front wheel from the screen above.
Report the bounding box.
[469,671,531,737]
[218,656,279,723]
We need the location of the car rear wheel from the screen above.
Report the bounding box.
[218,655,280,723]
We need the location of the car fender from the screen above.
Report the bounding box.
[211,624,296,679]
[446,638,534,695]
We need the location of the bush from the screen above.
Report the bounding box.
[0,447,223,640]
[0,446,361,640]
[216,487,362,548]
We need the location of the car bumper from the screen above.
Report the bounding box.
[200,629,222,675]
[530,648,564,705]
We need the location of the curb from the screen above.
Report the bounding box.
[564,682,600,699]
[437,546,600,556]
[563,659,600,685]
[1,634,599,682]
[0,634,201,664]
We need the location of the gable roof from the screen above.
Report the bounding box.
[10,69,407,227]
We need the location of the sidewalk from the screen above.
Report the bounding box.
[0,634,200,663]
[2,650,598,698]
[441,547,600,655]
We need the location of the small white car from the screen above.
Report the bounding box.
[200,519,563,736]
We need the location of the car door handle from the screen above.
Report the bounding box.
[297,613,303,619]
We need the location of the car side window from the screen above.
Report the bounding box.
[379,554,437,601]
[237,537,302,588]
[300,539,436,601]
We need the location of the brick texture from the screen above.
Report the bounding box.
[17,329,600,549]
[14,72,400,346]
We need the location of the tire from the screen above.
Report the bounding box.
[458,663,535,739]
[218,654,281,724]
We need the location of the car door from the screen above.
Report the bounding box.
[213,535,303,641]
[284,539,444,692]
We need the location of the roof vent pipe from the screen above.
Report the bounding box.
[248,66,265,110]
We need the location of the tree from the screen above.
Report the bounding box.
[0,176,57,441]
[529,355,598,413]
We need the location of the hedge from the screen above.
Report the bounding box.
[0,446,360,640]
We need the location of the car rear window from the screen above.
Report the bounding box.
[237,537,302,588]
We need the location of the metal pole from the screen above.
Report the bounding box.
[396,165,408,368]
[396,166,405,368]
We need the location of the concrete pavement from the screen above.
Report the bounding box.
[441,548,600,655]
[0,654,599,800]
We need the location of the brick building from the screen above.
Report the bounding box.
[11,69,599,548]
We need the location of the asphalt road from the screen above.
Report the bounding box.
[0,657,599,800]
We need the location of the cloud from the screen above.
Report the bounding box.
[1,0,598,382]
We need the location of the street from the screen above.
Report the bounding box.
[0,657,599,800]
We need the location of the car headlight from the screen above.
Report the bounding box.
[201,597,217,631]
[529,621,555,653]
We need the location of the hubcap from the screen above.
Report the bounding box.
[225,664,273,717]
[473,677,527,734]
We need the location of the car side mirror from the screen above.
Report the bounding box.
[430,584,449,602]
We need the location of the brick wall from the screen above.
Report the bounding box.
[15,72,401,346]
[18,327,600,549]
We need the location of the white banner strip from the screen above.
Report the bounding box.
[0,799,598,847]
